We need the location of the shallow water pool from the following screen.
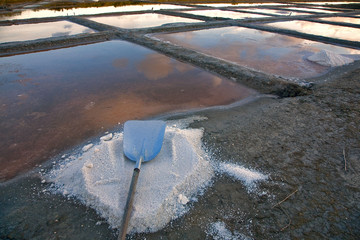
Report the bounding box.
[179,9,270,19]
[319,16,360,25]
[0,21,95,43]
[265,20,360,42]
[0,4,192,21]
[88,13,202,29]
[153,26,360,79]
[0,40,254,181]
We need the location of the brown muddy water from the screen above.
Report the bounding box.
[0,40,255,181]
[152,26,360,79]
[88,13,203,29]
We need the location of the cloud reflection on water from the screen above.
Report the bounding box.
[154,26,360,79]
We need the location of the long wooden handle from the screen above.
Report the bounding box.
[119,168,140,240]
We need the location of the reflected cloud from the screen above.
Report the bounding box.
[266,20,360,42]
[0,21,94,43]
[112,58,128,69]
[154,26,360,78]
[137,54,173,80]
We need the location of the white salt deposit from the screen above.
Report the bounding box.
[46,116,270,235]
[217,162,267,189]
[47,118,214,234]
[307,49,354,67]
[100,133,113,141]
[207,221,252,240]
[82,143,93,152]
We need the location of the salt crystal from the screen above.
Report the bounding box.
[100,133,113,141]
[178,194,189,205]
[86,163,93,168]
[217,162,267,187]
[82,144,93,152]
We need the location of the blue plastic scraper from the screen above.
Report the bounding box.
[119,120,166,240]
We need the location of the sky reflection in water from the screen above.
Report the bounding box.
[89,13,202,29]
[0,40,254,181]
[0,4,191,21]
[238,8,311,16]
[153,26,360,79]
[0,21,95,43]
[319,16,360,25]
[179,10,270,19]
[266,20,360,42]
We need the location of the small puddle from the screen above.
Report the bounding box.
[179,9,270,19]
[319,16,360,25]
[152,26,360,79]
[88,13,202,29]
[239,8,311,16]
[0,40,255,181]
[0,4,192,21]
[0,21,95,43]
[265,20,360,42]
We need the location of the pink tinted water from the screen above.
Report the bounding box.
[0,40,255,181]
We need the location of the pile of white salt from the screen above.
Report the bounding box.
[46,117,268,234]
[307,49,354,67]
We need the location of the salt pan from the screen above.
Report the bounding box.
[307,49,354,67]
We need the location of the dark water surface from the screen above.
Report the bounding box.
[0,40,254,181]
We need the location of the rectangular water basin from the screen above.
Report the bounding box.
[179,9,270,19]
[283,7,341,13]
[88,13,202,29]
[194,3,288,7]
[319,16,360,25]
[236,8,311,16]
[152,26,360,79]
[0,40,254,181]
[265,20,360,42]
[0,4,192,21]
[0,21,95,43]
